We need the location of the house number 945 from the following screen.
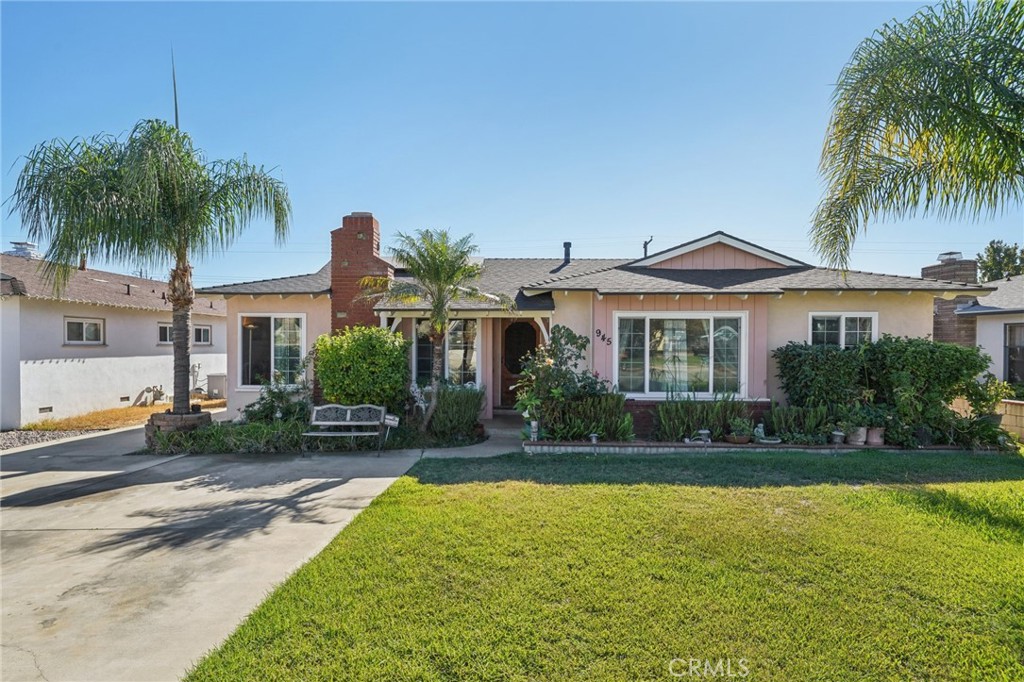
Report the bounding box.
[594,329,612,346]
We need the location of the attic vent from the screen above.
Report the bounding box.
[4,241,42,259]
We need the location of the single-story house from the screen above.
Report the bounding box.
[955,275,1023,383]
[0,245,227,429]
[197,212,992,423]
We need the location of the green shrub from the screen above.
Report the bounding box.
[656,394,750,441]
[241,374,311,424]
[540,393,634,441]
[152,421,308,455]
[772,342,865,407]
[763,403,832,445]
[429,384,485,442]
[314,326,410,413]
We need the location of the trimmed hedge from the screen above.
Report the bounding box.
[314,326,410,413]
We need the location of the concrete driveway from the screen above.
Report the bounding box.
[1,429,421,682]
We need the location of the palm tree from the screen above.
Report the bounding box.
[361,229,507,430]
[811,0,1024,270]
[9,119,291,415]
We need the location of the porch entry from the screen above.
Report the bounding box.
[499,319,540,408]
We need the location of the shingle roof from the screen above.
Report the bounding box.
[0,255,226,316]
[195,262,332,296]
[956,275,1024,316]
[375,258,629,312]
[522,265,994,295]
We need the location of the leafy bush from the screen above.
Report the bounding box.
[153,421,308,455]
[515,325,632,441]
[541,393,634,441]
[241,373,311,424]
[314,326,410,413]
[429,384,485,442]
[772,342,866,407]
[656,394,750,442]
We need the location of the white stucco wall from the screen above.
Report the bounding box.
[224,295,332,418]
[11,298,226,426]
[975,312,1024,380]
[1,297,23,430]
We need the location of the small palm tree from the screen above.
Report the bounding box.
[812,0,1024,270]
[9,119,291,415]
[361,229,506,430]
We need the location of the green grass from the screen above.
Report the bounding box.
[187,450,1024,681]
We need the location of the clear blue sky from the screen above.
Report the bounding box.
[2,1,1021,287]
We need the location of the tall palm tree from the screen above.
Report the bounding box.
[10,119,291,415]
[812,0,1024,270]
[361,229,506,430]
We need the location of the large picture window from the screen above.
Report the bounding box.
[239,314,304,387]
[615,313,745,396]
[412,318,479,385]
[809,313,877,348]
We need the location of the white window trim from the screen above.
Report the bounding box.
[236,312,307,391]
[158,322,173,345]
[807,312,879,348]
[412,317,482,386]
[64,316,105,346]
[611,310,749,400]
[194,324,212,345]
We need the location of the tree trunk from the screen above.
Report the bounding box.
[167,257,194,415]
[420,332,445,432]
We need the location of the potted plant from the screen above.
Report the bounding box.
[840,404,868,446]
[864,403,892,446]
[725,417,754,444]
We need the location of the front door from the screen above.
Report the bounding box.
[500,320,539,408]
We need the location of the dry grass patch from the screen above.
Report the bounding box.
[22,400,227,431]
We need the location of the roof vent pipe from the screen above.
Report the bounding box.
[563,241,572,265]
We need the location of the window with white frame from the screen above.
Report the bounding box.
[413,318,479,385]
[158,323,172,344]
[615,313,745,396]
[194,325,212,345]
[809,313,877,348]
[239,315,304,387]
[65,317,104,345]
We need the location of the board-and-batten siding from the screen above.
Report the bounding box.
[648,242,785,270]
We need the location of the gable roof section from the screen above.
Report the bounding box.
[955,275,1023,316]
[0,254,226,315]
[630,231,809,268]
[196,262,332,296]
[523,265,994,296]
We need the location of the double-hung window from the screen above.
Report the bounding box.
[239,314,304,387]
[65,317,104,345]
[615,313,745,397]
[809,313,877,348]
[413,318,479,385]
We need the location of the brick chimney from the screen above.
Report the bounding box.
[330,212,393,330]
[921,252,977,346]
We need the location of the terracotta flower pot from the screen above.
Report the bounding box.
[725,434,751,444]
[845,426,867,446]
[866,427,885,446]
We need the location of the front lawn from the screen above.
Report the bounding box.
[187,450,1024,681]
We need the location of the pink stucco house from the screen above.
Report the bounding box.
[197,212,990,426]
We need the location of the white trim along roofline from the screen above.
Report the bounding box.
[629,231,807,268]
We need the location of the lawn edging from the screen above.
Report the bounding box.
[521,440,970,456]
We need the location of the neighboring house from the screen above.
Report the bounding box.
[955,275,1024,383]
[198,212,992,424]
[0,246,227,429]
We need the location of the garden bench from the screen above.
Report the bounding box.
[302,404,400,453]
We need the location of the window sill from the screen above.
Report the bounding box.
[63,343,107,347]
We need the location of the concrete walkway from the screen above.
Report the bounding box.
[1,427,519,681]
